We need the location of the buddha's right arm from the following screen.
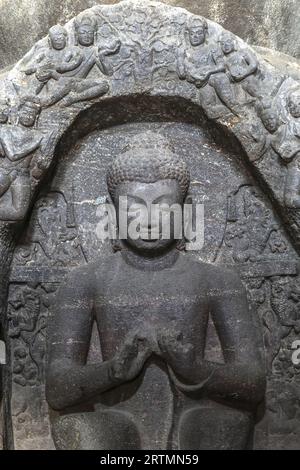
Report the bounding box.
[45,269,122,410]
[46,359,122,410]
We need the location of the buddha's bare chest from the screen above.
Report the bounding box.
[93,268,210,357]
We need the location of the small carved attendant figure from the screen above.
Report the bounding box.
[255,100,283,158]
[258,98,300,208]
[178,18,225,88]
[23,16,116,108]
[23,25,84,98]
[283,90,300,208]
[95,25,132,83]
[218,33,260,100]
[0,97,45,221]
[54,14,114,107]
[47,131,265,450]
[178,19,245,114]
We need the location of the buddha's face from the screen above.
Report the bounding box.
[188,25,206,47]
[49,29,67,50]
[115,179,184,256]
[77,25,95,46]
[18,103,39,127]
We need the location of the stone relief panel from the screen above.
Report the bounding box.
[4,112,298,449]
[13,192,85,268]
[0,0,300,451]
[7,283,58,450]
[7,192,87,449]
[0,0,298,228]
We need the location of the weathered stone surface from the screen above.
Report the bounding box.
[0,0,299,70]
[0,0,300,450]
[254,46,300,83]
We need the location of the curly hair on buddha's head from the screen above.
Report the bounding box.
[107,131,190,201]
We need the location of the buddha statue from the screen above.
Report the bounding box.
[46,131,265,450]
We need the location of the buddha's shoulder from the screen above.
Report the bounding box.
[64,263,93,283]
[180,254,243,287]
[65,254,119,281]
[83,252,126,277]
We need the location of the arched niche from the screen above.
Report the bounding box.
[0,0,300,450]
[4,93,299,450]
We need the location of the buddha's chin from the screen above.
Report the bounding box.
[126,238,175,254]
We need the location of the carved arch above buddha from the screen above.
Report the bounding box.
[1,0,300,451]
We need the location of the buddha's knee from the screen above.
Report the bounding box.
[52,410,141,450]
[178,404,254,450]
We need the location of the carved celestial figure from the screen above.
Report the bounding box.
[48,25,68,51]
[258,101,280,134]
[187,17,208,47]
[74,15,97,47]
[178,17,225,89]
[1,0,300,452]
[0,97,45,220]
[258,99,300,208]
[17,97,41,128]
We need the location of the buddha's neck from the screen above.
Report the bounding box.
[120,246,180,271]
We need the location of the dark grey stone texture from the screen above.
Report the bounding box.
[0,0,299,450]
[0,0,299,71]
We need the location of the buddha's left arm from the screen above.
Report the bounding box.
[202,272,266,407]
[172,271,266,408]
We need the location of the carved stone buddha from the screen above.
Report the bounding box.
[46,131,265,450]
